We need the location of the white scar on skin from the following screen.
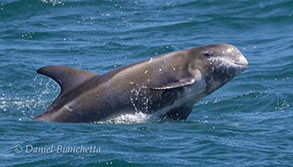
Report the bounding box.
[148,58,153,64]
[64,105,73,112]
[226,47,234,53]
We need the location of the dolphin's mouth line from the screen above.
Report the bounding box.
[208,57,247,68]
[231,62,247,66]
[223,59,247,67]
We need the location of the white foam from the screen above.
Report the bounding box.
[112,112,150,124]
[94,111,151,124]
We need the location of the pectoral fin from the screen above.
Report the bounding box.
[148,69,203,90]
[148,78,196,90]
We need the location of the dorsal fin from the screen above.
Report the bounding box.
[37,65,98,96]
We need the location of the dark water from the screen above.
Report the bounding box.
[1,0,293,166]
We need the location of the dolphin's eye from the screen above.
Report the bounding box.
[202,51,213,58]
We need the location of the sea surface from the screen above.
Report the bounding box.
[1,0,293,166]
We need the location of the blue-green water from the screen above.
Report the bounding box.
[1,0,293,166]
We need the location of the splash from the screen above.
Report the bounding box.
[0,75,59,121]
[93,111,152,124]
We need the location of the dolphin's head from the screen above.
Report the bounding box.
[189,44,248,94]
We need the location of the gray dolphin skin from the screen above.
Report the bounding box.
[33,44,248,123]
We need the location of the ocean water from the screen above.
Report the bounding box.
[1,0,293,166]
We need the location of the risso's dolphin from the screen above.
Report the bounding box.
[33,44,248,123]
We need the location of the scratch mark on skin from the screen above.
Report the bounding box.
[148,58,153,64]
[227,48,232,53]
[64,105,73,112]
